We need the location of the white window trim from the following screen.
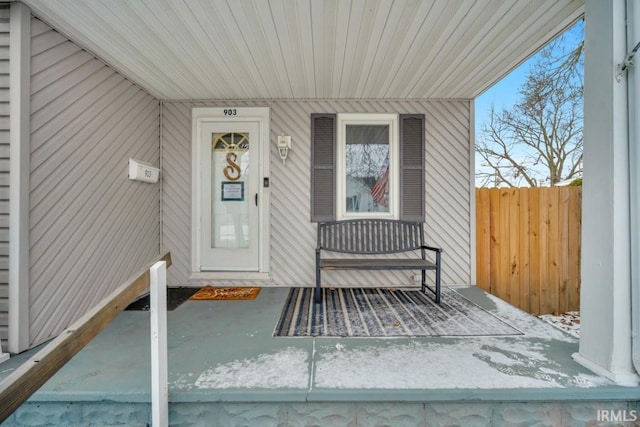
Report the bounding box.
[336,113,399,220]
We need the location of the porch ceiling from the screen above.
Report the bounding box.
[22,0,583,101]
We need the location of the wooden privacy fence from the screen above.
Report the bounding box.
[476,187,581,315]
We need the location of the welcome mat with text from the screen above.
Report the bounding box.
[274,287,522,337]
[189,286,261,301]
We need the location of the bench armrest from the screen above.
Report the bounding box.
[421,245,443,253]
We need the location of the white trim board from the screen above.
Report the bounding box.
[8,2,31,354]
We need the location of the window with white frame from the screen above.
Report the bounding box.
[310,112,424,223]
[337,114,398,219]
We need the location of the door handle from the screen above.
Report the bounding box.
[255,193,258,206]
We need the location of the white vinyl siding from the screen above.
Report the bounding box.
[162,100,471,288]
[0,5,9,351]
[27,17,160,348]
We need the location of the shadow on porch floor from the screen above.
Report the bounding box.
[1,286,638,426]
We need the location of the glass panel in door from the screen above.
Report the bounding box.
[211,132,250,249]
[199,121,260,271]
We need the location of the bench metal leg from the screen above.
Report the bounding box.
[421,251,441,304]
[314,283,322,304]
[315,257,322,304]
[435,251,441,304]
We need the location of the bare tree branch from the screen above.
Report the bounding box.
[476,22,584,187]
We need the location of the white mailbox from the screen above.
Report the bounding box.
[129,159,160,183]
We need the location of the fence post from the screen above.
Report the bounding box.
[150,261,168,427]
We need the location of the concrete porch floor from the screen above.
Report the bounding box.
[1,285,639,426]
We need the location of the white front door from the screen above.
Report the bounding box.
[192,108,269,273]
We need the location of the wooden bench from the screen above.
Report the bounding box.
[315,219,442,304]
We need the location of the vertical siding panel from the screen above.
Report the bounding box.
[0,5,9,350]
[162,100,471,288]
[27,18,160,348]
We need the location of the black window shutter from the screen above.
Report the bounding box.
[310,114,336,222]
[399,114,425,221]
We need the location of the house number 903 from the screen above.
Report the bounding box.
[223,109,237,116]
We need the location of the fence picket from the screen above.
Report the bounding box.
[489,189,501,301]
[529,187,541,314]
[498,189,511,302]
[476,188,491,292]
[548,188,561,314]
[538,188,550,314]
[568,189,582,310]
[559,187,571,313]
[509,188,520,308]
[518,188,531,313]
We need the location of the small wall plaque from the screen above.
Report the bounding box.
[221,181,244,201]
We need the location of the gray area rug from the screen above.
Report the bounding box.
[274,287,522,337]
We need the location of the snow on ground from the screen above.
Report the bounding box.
[311,298,598,390]
[194,347,309,389]
[538,311,580,338]
[315,339,558,389]
[313,337,608,390]
[484,293,578,342]
[191,336,610,391]
[483,292,580,340]
[192,294,599,392]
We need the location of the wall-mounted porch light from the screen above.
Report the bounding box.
[277,134,291,165]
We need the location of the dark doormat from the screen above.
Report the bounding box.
[125,287,199,311]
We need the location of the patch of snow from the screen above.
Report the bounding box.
[172,373,195,391]
[572,372,610,387]
[484,294,577,342]
[314,339,609,390]
[194,347,309,389]
[539,312,580,338]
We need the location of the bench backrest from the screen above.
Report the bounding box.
[317,219,424,254]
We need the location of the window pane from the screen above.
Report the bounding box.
[345,125,390,213]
